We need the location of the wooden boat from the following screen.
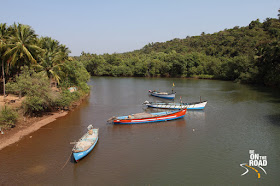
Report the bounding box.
[148,90,176,99]
[143,100,207,110]
[72,126,99,162]
[109,109,186,124]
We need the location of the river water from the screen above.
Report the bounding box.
[1,77,280,185]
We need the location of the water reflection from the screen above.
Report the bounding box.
[186,110,205,120]
[265,114,280,127]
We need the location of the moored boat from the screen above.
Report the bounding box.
[148,90,176,99]
[143,100,207,110]
[72,125,99,162]
[109,109,186,124]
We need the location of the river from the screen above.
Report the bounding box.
[1,77,280,185]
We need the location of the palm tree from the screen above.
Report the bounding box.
[0,23,9,98]
[34,37,70,85]
[4,23,42,72]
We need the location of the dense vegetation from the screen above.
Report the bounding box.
[0,23,90,128]
[78,11,280,87]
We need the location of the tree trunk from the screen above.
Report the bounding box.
[2,60,5,100]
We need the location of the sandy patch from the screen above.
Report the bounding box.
[0,94,24,111]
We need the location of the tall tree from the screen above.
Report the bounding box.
[0,23,9,98]
[34,37,70,84]
[4,23,42,72]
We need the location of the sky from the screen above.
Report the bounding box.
[1,0,279,56]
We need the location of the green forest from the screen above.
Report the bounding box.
[0,23,90,127]
[78,10,280,87]
[1,11,279,127]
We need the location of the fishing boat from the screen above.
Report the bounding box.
[72,125,99,162]
[108,109,186,124]
[143,100,207,110]
[148,90,176,99]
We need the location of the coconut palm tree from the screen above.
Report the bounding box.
[4,23,42,72]
[0,23,9,98]
[34,37,70,85]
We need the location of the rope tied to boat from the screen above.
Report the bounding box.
[107,116,116,122]
[60,151,73,171]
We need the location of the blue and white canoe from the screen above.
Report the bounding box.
[148,90,176,99]
[72,127,99,162]
[143,100,207,110]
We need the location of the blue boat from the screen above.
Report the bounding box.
[72,126,99,162]
[148,90,176,99]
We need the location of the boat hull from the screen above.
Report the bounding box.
[73,137,98,162]
[150,93,175,99]
[113,109,186,124]
[146,101,207,110]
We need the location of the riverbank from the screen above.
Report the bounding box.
[0,111,68,151]
[0,93,89,151]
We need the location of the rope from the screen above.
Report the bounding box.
[60,151,73,171]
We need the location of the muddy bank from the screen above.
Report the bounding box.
[0,111,68,150]
[0,93,89,151]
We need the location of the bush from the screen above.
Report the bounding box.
[55,90,75,109]
[61,60,90,90]
[191,74,214,79]
[0,106,18,128]
[54,89,84,109]
[9,67,56,115]
[23,96,49,115]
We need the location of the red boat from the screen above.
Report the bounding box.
[111,109,186,124]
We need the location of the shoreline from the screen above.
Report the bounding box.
[0,93,89,151]
[0,111,68,151]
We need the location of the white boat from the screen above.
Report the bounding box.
[143,100,207,110]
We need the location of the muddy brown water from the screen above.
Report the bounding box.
[1,77,280,185]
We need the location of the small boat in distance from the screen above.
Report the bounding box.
[148,90,176,99]
[108,109,186,124]
[143,100,207,110]
[72,125,99,162]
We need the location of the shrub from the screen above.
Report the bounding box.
[60,60,90,90]
[54,90,74,109]
[8,67,55,115]
[23,96,49,115]
[0,106,18,128]
[191,74,214,79]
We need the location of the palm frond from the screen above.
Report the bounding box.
[22,45,36,63]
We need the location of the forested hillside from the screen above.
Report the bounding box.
[78,11,280,87]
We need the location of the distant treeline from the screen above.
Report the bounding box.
[77,11,280,87]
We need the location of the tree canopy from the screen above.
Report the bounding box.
[78,11,280,87]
